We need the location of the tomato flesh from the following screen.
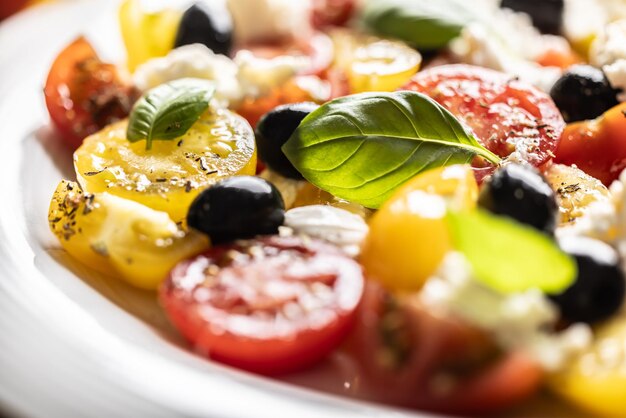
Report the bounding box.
[555,102,626,186]
[44,37,137,150]
[160,236,364,375]
[347,282,543,415]
[402,65,564,171]
[311,0,356,28]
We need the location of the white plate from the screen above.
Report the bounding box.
[0,2,589,417]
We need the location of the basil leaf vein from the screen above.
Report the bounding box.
[127,78,215,150]
[282,91,500,208]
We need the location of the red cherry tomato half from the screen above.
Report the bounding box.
[311,0,356,29]
[235,31,334,77]
[555,102,626,186]
[160,236,364,375]
[44,37,137,150]
[346,282,543,415]
[402,65,564,173]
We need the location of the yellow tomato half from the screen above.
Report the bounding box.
[360,165,478,291]
[48,181,209,290]
[550,315,626,417]
[119,0,182,72]
[332,30,422,94]
[74,108,256,223]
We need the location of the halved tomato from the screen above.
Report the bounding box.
[346,282,543,415]
[235,31,334,77]
[311,0,356,28]
[160,235,364,375]
[555,102,626,186]
[402,65,565,177]
[44,37,137,150]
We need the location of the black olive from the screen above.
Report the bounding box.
[550,65,620,123]
[501,0,564,34]
[255,102,319,180]
[551,236,625,324]
[187,176,285,244]
[174,2,233,56]
[478,164,558,235]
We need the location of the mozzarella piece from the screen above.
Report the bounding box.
[283,205,368,256]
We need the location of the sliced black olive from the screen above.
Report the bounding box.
[187,176,285,244]
[501,0,564,34]
[479,164,558,235]
[255,102,319,180]
[174,2,233,56]
[550,65,620,123]
[551,236,625,324]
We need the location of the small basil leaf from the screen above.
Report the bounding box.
[447,209,577,295]
[127,78,215,150]
[282,91,500,209]
[361,0,479,50]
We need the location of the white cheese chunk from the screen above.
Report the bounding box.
[226,0,311,44]
[133,44,305,107]
[452,23,562,92]
[132,44,242,104]
[283,205,368,257]
[420,252,592,371]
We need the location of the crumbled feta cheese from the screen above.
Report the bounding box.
[420,252,592,371]
[604,60,626,102]
[226,0,311,44]
[283,205,368,257]
[133,44,241,104]
[557,198,617,240]
[590,20,626,67]
[589,19,626,101]
[133,44,305,107]
[451,23,562,92]
[234,50,308,98]
[558,169,626,241]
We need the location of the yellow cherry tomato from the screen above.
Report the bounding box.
[549,315,626,417]
[119,0,182,72]
[48,181,209,290]
[74,108,256,223]
[360,165,478,291]
[332,30,422,94]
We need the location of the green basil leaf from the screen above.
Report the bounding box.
[127,78,215,150]
[447,209,577,295]
[282,91,500,208]
[361,0,479,50]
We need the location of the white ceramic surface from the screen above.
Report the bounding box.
[0,2,590,417]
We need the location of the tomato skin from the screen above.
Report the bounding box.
[311,0,356,28]
[235,32,334,77]
[401,65,564,170]
[347,282,543,415]
[554,102,626,186]
[160,236,364,375]
[44,37,137,150]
